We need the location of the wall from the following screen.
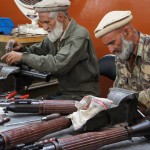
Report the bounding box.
[1,0,150,97]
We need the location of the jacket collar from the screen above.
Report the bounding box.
[137,32,146,58]
[60,18,77,41]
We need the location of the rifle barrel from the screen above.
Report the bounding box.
[0,103,10,107]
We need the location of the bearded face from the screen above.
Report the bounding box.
[47,20,63,42]
[116,35,134,61]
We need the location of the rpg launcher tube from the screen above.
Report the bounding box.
[0,99,77,115]
[29,119,150,150]
[0,116,72,150]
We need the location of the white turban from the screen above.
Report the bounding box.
[94,10,133,38]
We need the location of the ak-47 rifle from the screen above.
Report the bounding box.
[0,99,77,115]
[0,88,141,150]
[22,118,150,150]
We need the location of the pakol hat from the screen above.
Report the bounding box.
[94,10,133,38]
[34,0,71,12]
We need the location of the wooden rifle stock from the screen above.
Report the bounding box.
[0,117,71,150]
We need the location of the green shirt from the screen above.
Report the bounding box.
[21,19,100,100]
[114,32,150,108]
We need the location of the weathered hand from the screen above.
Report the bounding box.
[1,51,23,65]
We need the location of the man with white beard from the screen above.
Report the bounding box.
[1,0,100,100]
[94,10,150,115]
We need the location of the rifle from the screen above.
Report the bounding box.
[0,99,77,115]
[0,88,140,150]
[22,118,150,150]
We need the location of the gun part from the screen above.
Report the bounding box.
[0,114,10,125]
[5,40,15,53]
[5,91,17,100]
[25,119,150,150]
[0,116,72,150]
[6,113,60,126]
[0,99,77,115]
[84,88,139,131]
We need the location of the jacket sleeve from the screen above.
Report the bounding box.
[21,37,51,56]
[138,88,150,109]
[114,60,150,109]
[113,61,121,87]
[21,29,90,74]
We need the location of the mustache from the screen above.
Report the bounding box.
[113,48,121,54]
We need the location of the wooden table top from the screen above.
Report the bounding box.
[0,35,46,43]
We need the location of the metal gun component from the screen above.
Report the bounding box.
[5,40,15,53]
[20,69,51,82]
[0,62,51,81]
[0,63,20,79]
[0,62,51,82]
[107,87,139,105]
[0,62,52,94]
[6,113,61,126]
[84,88,139,131]
[0,114,10,125]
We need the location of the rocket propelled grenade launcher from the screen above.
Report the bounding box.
[0,99,77,115]
[0,116,72,150]
[23,119,150,150]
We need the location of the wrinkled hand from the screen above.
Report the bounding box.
[1,51,23,65]
[5,39,23,52]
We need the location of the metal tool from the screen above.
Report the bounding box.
[5,40,15,53]
[5,91,17,100]
[10,94,30,101]
[6,113,60,127]
[0,114,10,125]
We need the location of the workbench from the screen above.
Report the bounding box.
[0,35,149,150]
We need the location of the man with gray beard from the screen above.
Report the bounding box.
[94,10,150,116]
[1,0,100,100]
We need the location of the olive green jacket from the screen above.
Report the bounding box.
[21,19,100,100]
[114,32,150,108]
